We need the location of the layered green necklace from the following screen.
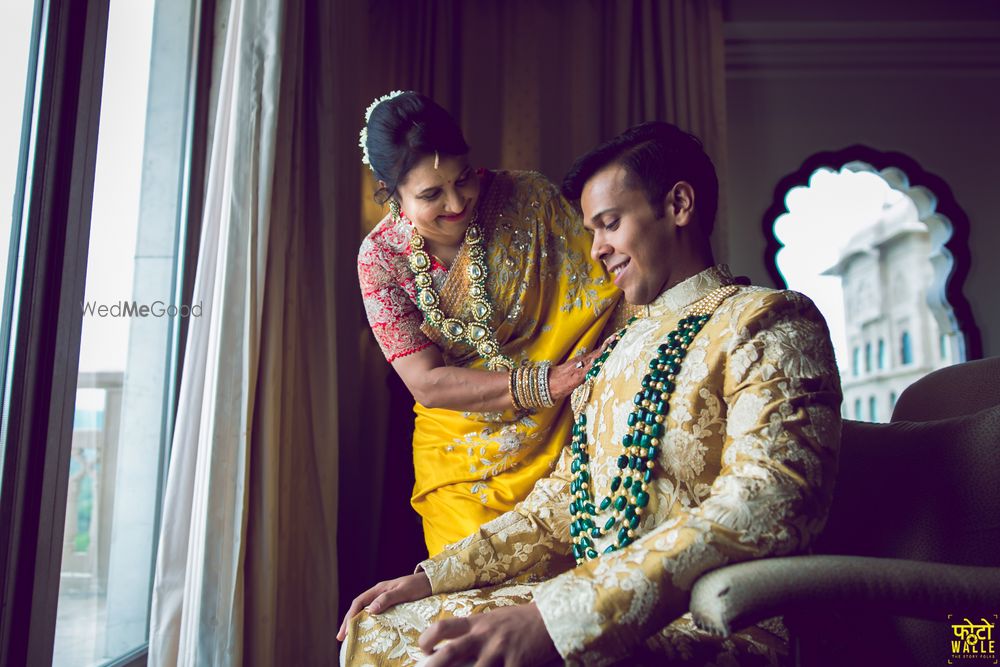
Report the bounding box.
[568,284,740,564]
[407,212,514,372]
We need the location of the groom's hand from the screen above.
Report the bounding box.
[337,571,432,642]
[418,602,559,667]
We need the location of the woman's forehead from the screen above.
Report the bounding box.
[401,155,469,191]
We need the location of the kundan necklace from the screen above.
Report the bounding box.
[408,212,514,372]
[568,283,741,564]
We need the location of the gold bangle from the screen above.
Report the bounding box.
[508,369,523,411]
[528,364,542,410]
[518,364,536,411]
[521,365,534,409]
[539,361,554,408]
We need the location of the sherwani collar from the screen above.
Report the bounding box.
[642,265,735,319]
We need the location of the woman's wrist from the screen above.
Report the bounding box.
[508,363,555,411]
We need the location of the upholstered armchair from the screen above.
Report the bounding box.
[689,357,1000,667]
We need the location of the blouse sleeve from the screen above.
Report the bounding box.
[358,235,434,363]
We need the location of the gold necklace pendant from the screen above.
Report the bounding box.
[407,212,513,371]
[571,379,593,419]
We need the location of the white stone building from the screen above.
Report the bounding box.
[823,195,960,422]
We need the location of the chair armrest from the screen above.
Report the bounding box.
[689,555,1000,637]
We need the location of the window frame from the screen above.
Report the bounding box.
[761,144,982,362]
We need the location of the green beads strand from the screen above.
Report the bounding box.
[569,313,712,565]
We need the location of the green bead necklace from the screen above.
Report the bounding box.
[568,284,740,564]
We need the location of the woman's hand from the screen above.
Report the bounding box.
[337,571,432,642]
[547,334,617,402]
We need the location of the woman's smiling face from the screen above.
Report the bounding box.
[393,154,481,246]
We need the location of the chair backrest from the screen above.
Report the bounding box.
[891,356,1000,422]
[798,359,1000,667]
[817,357,1000,565]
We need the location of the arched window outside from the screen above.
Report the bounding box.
[901,331,913,365]
[765,147,979,427]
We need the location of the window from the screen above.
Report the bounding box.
[889,390,898,411]
[48,0,201,663]
[901,331,913,366]
[0,0,203,664]
[854,398,862,421]
[869,396,878,423]
[766,151,979,414]
[940,333,948,360]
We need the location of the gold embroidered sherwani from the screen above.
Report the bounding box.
[342,266,842,666]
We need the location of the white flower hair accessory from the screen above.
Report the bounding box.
[359,90,407,171]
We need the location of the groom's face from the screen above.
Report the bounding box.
[580,164,677,306]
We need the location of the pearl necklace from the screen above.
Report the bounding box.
[407,212,514,372]
[568,284,740,563]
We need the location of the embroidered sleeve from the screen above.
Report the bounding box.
[531,291,842,662]
[358,234,433,363]
[416,445,576,594]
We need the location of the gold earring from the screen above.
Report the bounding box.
[389,199,401,222]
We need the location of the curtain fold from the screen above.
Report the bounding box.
[149,0,361,663]
[363,0,727,248]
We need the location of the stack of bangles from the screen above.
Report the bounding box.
[508,362,555,411]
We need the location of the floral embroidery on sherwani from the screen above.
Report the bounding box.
[340,265,841,666]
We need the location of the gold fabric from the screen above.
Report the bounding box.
[342,266,842,665]
[413,171,619,555]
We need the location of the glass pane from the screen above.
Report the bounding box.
[53,0,196,661]
[0,0,42,497]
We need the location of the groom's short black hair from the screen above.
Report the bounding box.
[561,121,719,235]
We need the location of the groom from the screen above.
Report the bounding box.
[339,122,842,666]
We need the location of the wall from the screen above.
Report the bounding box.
[722,3,1000,357]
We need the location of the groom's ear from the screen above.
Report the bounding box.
[665,182,696,228]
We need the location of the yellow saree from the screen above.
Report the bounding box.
[412,170,619,555]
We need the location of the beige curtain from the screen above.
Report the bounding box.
[348,0,728,607]
[363,0,727,253]
[149,0,362,663]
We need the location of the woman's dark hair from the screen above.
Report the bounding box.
[561,121,719,235]
[364,92,469,203]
